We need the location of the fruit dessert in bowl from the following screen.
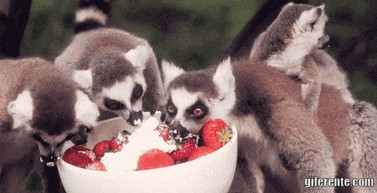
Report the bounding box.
[57,112,238,193]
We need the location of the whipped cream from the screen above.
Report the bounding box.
[101,117,176,173]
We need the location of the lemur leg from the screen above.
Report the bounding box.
[229,159,265,193]
[301,82,322,112]
[143,56,166,114]
[347,101,377,193]
[300,56,322,113]
[229,154,265,193]
[33,149,64,193]
[230,140,299,193]
[272,100,336,193]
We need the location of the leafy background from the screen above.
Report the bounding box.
[21,0,377,106]
[18,0,376,191]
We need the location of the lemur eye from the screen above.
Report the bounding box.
[56,134,76,147]
[131,84,143,103]
[31,133,50,147]
[79,125,93,133]
[310,21,317,30]
[192,108,203,117]
[167,105,176,114]
[104,98,125,110]
[65,134,75,141]
[133,85,143,98]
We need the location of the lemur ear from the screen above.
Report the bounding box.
[75,90,99,127]
[124,45,150,72]
[7,90,34,129]
[213,57,235,99]
[161,60,185,89]
[280,2,294,13]
[74,69,93,92]
[297,4,325,32]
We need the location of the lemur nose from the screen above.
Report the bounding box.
[169,121,190,142]
[72,137,87,145]
[128,110,143,127]
[316,7,322,16]
[40,153,58,167]
[71,129,89,145]
[318,34,330,49]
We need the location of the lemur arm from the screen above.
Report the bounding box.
[143,54,166,115]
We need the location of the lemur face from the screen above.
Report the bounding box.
[289,4,329,50]
[8,89,99,167]
[73,45,150,126]
[257,3,330,76]
[96,74,146,126]
[161,59,236,141]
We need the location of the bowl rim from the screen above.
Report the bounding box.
[57,117,238,178]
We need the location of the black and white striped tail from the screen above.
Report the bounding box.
[74,0,111,33]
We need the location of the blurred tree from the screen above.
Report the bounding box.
[217,0,309,63]
[0,0,31,58]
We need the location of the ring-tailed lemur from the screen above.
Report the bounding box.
[74,0,111,33]
[249,2,355,110]
[55,0,165,126]
[161,3,377,192]
[242,2,376,192]
[161,57,336,193]
[300,46,377,193]
[0,57,99,192]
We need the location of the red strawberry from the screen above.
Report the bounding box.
[188,146,216,161]
[155,125,171,141]
[168,138,197,162]
[62,145,96,168]
[93,140,111,159]
[137,149,174,170]
[200,119,232,150]
[109,138,123,153]
[86,160,107,171]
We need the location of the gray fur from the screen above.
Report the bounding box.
[55,28,149,73]
[0,58,92,192]
[300,55,322,112]
[143,53,167,113]
[1,58,77,135]
[89,50,137,94]
[55,27,166,119]
[250,2,354,109]
[250,3,328,77]
[347,101,377,193]
[29,65,77,135]
[310,49,355,104]
[299,50,355,110]
[163,59,336,193]
[253,4,314,61]
[247,2,376,193]
[168,68,218,98]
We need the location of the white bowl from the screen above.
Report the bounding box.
[57,112,238,193]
